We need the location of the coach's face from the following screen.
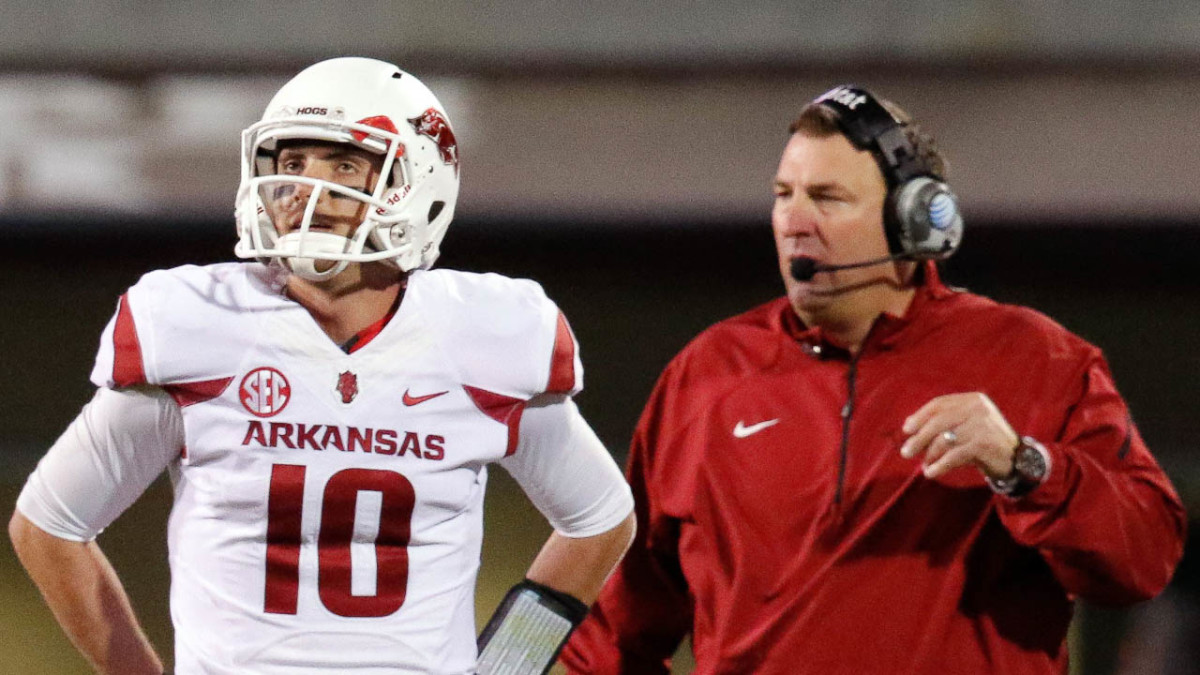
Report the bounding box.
[771,131,898,320]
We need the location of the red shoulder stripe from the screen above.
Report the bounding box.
[112,294,147,387]
[163,377,235,408]
[463,385,527,456]
[546,311,576,394]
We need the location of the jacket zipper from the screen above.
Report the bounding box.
[835,351,863,505]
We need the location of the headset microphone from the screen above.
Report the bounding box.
[789,254,907,282]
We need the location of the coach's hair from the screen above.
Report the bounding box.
[788,98,949,179]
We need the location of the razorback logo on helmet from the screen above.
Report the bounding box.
[408,107,459,173]
[336,370,358,404]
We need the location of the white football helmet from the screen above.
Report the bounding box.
[235,57,460,280]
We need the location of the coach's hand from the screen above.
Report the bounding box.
[900,392,1020,481]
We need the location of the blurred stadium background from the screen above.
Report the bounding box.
[1,2,1198,673]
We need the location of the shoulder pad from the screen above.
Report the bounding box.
[408,269,582,399]
[90,263,279,388]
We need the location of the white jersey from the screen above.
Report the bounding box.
[87,263,585,674]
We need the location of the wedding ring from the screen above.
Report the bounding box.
[941,430,959,445]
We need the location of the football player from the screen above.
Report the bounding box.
[9,57,635,675]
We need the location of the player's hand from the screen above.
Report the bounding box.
[899,392,1019,481]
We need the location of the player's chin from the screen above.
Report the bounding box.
[312,258,343,274]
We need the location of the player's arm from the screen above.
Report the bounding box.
[561,413,693,675]
[505,395,636,604]
[8,386,183,675]
[9,515,163,674]
[478,395,635,674]
[525,512,636,605]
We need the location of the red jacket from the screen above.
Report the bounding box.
[563,269,1186,674]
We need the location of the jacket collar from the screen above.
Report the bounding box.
[780,262,956,357]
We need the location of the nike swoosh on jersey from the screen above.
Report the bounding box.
[403,389,449,406]
[733,418,780,438]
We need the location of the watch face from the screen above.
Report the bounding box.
[1014,439,1047,481]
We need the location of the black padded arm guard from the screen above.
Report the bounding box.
[475,579,589,675]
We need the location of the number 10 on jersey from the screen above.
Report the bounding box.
[264,464,416,617]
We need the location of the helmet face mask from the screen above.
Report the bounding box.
[235,58,460,280]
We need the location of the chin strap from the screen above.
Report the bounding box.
[283,256,349,281]
[274,231,352,281]
[476,579,589,675]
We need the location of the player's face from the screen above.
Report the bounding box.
[263,141,384,239]
[771,131,895,316]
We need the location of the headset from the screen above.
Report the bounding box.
[813,85,963,261]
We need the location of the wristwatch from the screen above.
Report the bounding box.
[987,436,1049,498]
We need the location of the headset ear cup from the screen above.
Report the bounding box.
[882,187,908,257]
[892,177,963,260]
[891,179,931,256]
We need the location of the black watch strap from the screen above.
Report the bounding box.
[987,436,1050,498]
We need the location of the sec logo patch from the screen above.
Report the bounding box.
[240,367,291,418]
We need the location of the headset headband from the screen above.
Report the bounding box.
[814,85,936,185]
